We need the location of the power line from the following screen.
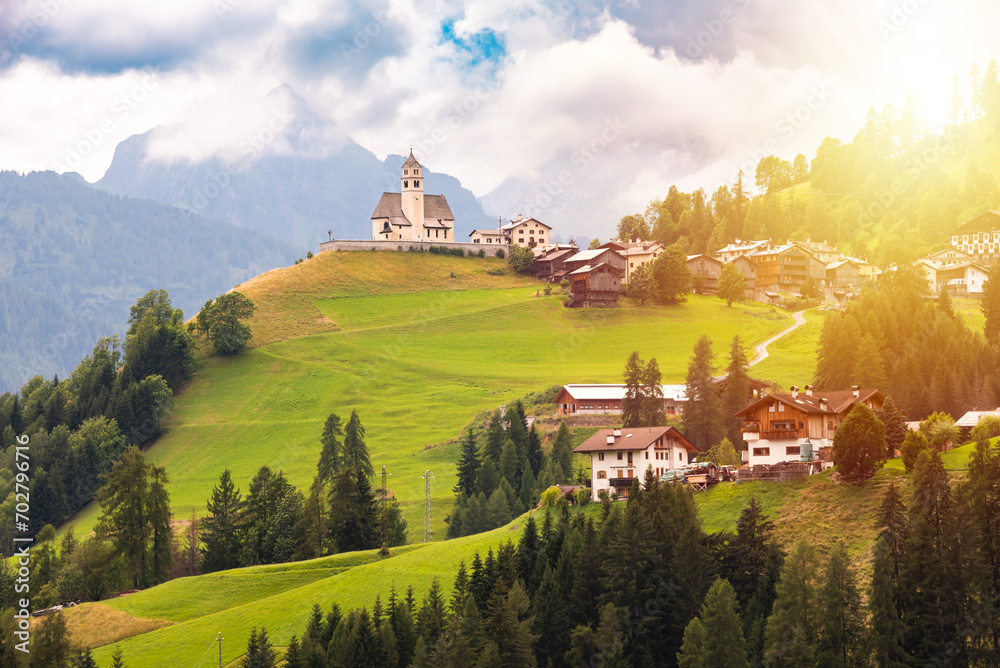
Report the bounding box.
[789,188,894,196]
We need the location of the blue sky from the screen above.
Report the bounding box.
[0,0,998,232]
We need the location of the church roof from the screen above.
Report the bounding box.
[402,151,420,168]
[370,192,454,224]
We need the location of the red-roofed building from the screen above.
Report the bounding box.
[574,426,699,500]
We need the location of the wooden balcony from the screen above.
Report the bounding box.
[759,429,805,440]
[608,477,635,488]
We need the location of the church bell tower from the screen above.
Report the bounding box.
[401,148,424,238]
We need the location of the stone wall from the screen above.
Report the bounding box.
[319,239,507,256]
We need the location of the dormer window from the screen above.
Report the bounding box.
[404,169,408,175]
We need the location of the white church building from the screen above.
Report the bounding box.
[371,150,456,242]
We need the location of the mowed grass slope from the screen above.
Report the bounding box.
[63,252,798,539]
[87,516,529,667]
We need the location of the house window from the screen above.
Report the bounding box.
[768,403,775,412]
[597,471,607,479]
[753,447,770,456]
[828,421,833,430]
[598,453,604,461]
[786,446,801,455]
[617,453,623,460]
[679,452,683,461]
[627,453,633,464]
[645,452,649,460]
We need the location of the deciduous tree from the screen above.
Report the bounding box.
[716,262,747,306]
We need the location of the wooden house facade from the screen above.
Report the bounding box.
[736,386,886,467]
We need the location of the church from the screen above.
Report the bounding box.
[371,150,456,242]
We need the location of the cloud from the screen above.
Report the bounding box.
[1,0,999,237]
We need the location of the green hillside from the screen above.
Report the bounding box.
[59,251,799,541]
[81,515,530,667]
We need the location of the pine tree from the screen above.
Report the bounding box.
[816,543,865,667]
[532,565,570,666]
[318,412,343,481]
[143,466,172,586]
[677,617,707,668]
[72,648,99,668]
[721,336,751,446]
[283,635,302,668]
[453,430,480,498]
[110,645,127,668]
[94,446,150,588]
[483,410,505,463]
[621,351,644,428]
[499,439,519,486]
[877,482,907,582]
[876,396,907,459]
[525,424,543,476]
[475,459,501,497]
[683,336,723,451]
[764,540,819,665]
[726,496,775,607]
[239,627,277,667]
[869,538,909,668]
[641,358,666,427]
[479,581,539,667]
[30,612,73,668]
[486,488,511,529]
[698,578,750,668]
[551,421,574,482]
[200,469,244,572]
[329,465,377,553]
[519,462,537,511]
[743,541,783,666]
[416,579,448,646]
[342,410,373,478]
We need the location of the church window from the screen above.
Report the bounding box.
[404,181,409,188]
[404,169,408,175]
[414,180,419,187]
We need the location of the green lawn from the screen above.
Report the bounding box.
[751,308,826,389]
[954,296,985,333]
[89,514,531,667]
[61,278,796,543]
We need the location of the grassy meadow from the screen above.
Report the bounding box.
[61,252,799,541]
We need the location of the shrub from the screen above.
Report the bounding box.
[539,485,561,507]
[487,268,506,276]
[478,249,485,258]
[543,285,552,295]
[495,249,505,259]
[507,245,537,275]
[449,271,457,279]
[306,251,313,259]
[575,488,591,505]
[971,415,1000,442]
[900,430,929,472]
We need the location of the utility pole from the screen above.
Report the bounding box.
[380,465,391,550]
[421,470,435,543]
[216,631,223,668]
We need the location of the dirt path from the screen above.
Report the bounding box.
[748,310,808,368]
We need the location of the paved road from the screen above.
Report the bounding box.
[748,309,808,368]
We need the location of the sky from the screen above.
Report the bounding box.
[1,0,999,227]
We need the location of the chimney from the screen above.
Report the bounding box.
[805,384,814,396]
[606,435,615,446]
[820,397,829,411]
[613,428,622,438]
[790,385,799,398]
[852,385,860,397]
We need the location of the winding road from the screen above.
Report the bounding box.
[748,310,808,368]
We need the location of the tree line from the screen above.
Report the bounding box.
[204,437,1000,667]
[447,402,579,539]
[612,62,1000,269]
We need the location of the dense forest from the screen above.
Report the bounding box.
[30,436,995,667]
[0,170,298,392]
[614,62,1000,265]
